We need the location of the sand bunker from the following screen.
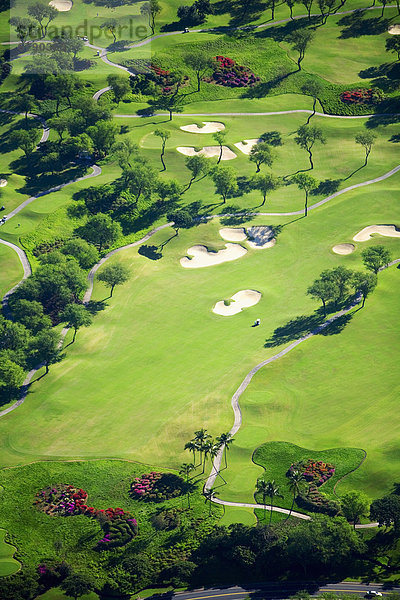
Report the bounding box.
[247,226,276,249]
[353,225,400,242]
[219,227,247,242]
[388,25,400,34]
[332,243,355,255]
[177,146,237,160]
[49,0,72,10]
[213,289,261,316]
[180,122,225,134]
[234,139,262,155]
[0,179,7,187]
[180,243,247,268]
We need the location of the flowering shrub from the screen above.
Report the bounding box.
[211,55,260,88]
[288,459,335,486]
[340,88,384,105]
[149,63,189,95]
[34,484,138,549]
[131,472,186,502]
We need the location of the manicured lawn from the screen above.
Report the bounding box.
[0,529,20,577]
[0,242,23,299]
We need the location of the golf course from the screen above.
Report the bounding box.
[0,0,399,595]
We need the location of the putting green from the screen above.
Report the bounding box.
[0,529,20,577]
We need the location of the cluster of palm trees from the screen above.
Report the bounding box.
[182,429,234,515]
[256,467,307,524]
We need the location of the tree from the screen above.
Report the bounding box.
[294,124,326,169]
[156,179,181,203]
[184,440,199,467]
[111,139,138,169]
[140,0,161,35]
[61,304,92,343]
[251,173,280,206]
[362,245,392,274]
[216,432,234,468]
[355,132,376,166]
[47,116,69,142]
[193,428,211,469]
[266,480,283,525]
[100,18,118,43]
[255,478,270,522]
[301,80,323,123]
[52,32,84,59]
[286,0,295,18]
[60,573,94,600]
[107,74,130,104]
[151,93,184,121]
[184,52,213,92]
[386,36,400,62]
[379,0,388,16]
[10,129,38,157]
[287,469,306,518]
[79,213,122,251]
[289,29,314,70]
[249,141,274,172]
[61,238,99,269]
[179,463,195,507]
[47,73,77,115]
[0,355,25,391]
[28,2,58,37]
[167,209,193,235]
[307,276,337,317]
[14,93,36,121]
[9,16,36,46]
[341,491,370,528]
[30,329,63,374]
[325,265,354,304]
[204,487,219,515]
[352,271,377,307]
[265,0,278,19]
[87,121,118,157]
[212,165,238,203]
[122,161,158,204]
[154,129,171,171]
[370,494,400,530]
[213,131,227,165]
[97,263,130,297]
[292,172,317,216]
[300,0,314,19]
[184,154,209,191]
[12,299,52,334]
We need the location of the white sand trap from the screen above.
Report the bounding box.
[388,25,400,34]
[219,227,247,242]
[213,289,261,316]
[246,226,276,249]
[332,243,355,255]
[176,146,237,160]
[234,139,262,155]
[0,179,7,187]
[180,243,247,268]
[353,225,400,242]
[180,122,225,134]
[49,0,72,9]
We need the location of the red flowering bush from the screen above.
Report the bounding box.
[211,55,260,88]
[340,88,384,105]
[34,484,138,549]
[288,459,335,486]
[131,472,187,502]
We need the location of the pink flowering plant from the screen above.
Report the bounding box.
[130,472,187,502]
[210,55,260,88]
[287,459,335,487]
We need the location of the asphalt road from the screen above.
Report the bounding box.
[162,582,400,600]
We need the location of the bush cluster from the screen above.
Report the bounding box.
[211,55,260,88]
[131,472,187,502]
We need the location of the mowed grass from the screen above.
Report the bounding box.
[0,242,23,299]
[252,441,365,511]
[0,169,398,487]
[0,529,20,577]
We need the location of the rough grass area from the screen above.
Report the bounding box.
[0,461,222,583]
[253,441,365,511]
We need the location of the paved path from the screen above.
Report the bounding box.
[0,239,32,319]
[0,109,49,144]
[113,110,400,119]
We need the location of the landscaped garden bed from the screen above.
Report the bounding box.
[130,472,187,502]
[210,55,260,88]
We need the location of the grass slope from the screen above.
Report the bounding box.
[0,529,20,577]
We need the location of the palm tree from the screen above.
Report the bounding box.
[179,463,196,508]
[184,440,199,467]
[216,432,235,468]
[287,469,306,519]
[204,487,219,515]
[255,479,270,522]
[194,429,211,471]
[266,480,283,525]
[202,439,213,474]
[208,442,226,482]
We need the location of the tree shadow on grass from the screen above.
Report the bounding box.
[264,310,353,348]
[138,244,163,260]
[337,12,391,38]
[86,300,108,315]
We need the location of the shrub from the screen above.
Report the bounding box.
[131,472,187,502]
[210,56,259,88]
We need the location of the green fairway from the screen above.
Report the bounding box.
[0,529,20,577]
[0,242,23,299]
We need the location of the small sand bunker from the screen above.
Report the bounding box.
[0,179,7,187]
[213,289,261,316]
[49,0,72,10]
[180,122,225,134]
[234,139,262,155]
[332,243,355,255]
[180,243,247,268]
[247,226,276,249]
[177,146,237,160]
[219,227,247,242]
[388,24,400,34]
[353,225,400,242]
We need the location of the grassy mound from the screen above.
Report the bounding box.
[0,529,20,577]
